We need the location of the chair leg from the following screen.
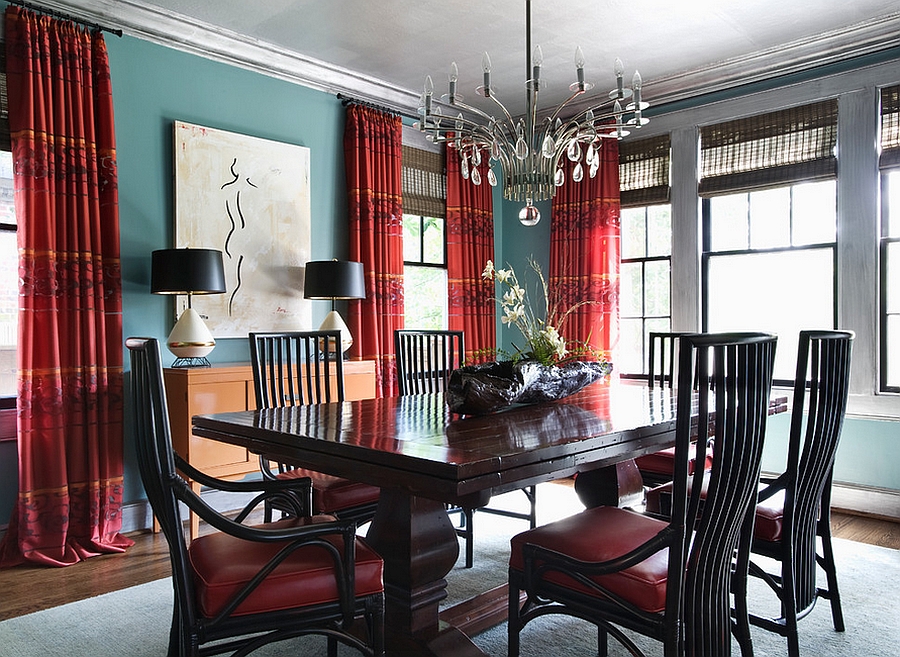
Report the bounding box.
[525,485,537,529]
[464,507,474,568]
[597,626,609,657]
[508,571,522,657]
[327,635,338,657]
[817,518,845,632]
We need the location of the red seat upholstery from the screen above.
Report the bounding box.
[276,469,380,516]
[634,442,713,478]
[510,506,670,613]
[190,516,384,618]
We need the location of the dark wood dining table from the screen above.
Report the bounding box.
[192,379,786,656]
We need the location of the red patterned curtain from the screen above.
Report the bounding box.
[344,104,404,397]
[446,152,496,363]
[0,7,132,567]
[549,139,621,360]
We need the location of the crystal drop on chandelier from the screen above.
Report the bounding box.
[471,166,482,186]
[519,203,541,226]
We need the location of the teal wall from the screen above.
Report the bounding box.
[107,35,352,505]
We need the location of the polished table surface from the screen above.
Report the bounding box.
[192,380,785,656]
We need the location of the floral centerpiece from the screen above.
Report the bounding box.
[446,258,613,415]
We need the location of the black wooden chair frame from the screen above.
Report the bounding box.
[250,330,378,526]
[394,329,538,568]
[127,337,384,657]
[509,332,777,657]
[733,329,853,657]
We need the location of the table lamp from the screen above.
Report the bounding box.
[303,259,366,354]
[151,248,227,367]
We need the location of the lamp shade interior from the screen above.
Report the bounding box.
[304,260,365,299]
[151,249,227,295]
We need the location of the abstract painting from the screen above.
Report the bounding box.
[174,121,311,337]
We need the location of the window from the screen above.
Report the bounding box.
[702,183,836,382]
[700,101,838,383]
[401,145,447,329]
[620,205,672,375]
[617,134,672,375]
[880,85,900,391]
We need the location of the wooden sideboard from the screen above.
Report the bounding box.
[163,360,377,538]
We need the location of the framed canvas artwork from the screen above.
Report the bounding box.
[174,120,312,337]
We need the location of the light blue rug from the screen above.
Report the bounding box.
[2,484,898,656]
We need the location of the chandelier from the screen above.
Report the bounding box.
[415,0,649,226]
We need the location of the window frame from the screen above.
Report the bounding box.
[880,169,900,392]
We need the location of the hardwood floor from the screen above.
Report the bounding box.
[0,497,897,623]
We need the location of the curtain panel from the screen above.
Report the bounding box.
[549,139,621,361]
[0,6,132,567]
[344,104,404,397]
[446,151,496,363]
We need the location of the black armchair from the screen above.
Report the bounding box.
[127,337,384,657]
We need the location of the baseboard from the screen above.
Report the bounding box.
[830,482,900,521]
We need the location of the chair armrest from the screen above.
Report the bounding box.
[174,453,313,518]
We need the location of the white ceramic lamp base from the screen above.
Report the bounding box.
[318,309,353,354]
[167,307,216,367]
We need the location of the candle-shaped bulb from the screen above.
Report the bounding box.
[449,62,458,99]
[615,57,625,96]
[632,70,642,91]
[632,70,642,115]
[575,46,585,86]
[532,45,543,88]
[424,75,434,114]
[482,52,492,96]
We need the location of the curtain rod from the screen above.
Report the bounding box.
[7,0,123,37]
[337,93,417,121]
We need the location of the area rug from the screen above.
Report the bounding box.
[2,483,898,656]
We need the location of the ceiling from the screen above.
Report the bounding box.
[45,1,900,117]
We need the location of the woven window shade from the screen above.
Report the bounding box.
[881,86,900,169]
[402,145,446,218]
[699,99,837,196]
[619,133,670,207]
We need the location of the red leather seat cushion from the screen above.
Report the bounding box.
[509,506,670,613]
[635,442,713,476]
[189,517,384,618]
[644,477,785,543]
[276,468,380,514]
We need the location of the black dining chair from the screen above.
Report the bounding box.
[250,331,380,526]
[394,329,538,569]
[732,329,853,657]
[508,332,777,657]
[635,331,714,488]
[127,337,385,657]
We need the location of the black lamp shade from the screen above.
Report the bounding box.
[151,248,227,295]
[304,260,366,300]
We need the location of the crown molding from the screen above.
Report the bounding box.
[28,1,900,116]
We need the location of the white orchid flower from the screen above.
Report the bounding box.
[482,260,495,279]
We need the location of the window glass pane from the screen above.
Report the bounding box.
[421,217,444,265]
[617,317,644,374]
[887,242,900,314]
[646,205,671,257]
[887,315,900,388]
[402,214,421,262]
[707,249,833,380]
[619,261,643,317]
[0,230,16,397]
[709,194,748,251]
[644,260,670,317]
[792,180,836,245]
[403,265,447,330]
[620,207,646,259]
[888,171,900,238]
[749,187,790,249]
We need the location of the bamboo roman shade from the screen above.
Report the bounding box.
[880,85,900,169]
[699,99,838,196]
[402,145,446,218]
[619,133,671,207]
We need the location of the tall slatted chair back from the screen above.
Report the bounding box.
[508,332,777,657]
[648,331,686,388]
[395,330,464,395]
[249,330,345,407]
[734,329,854,657]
